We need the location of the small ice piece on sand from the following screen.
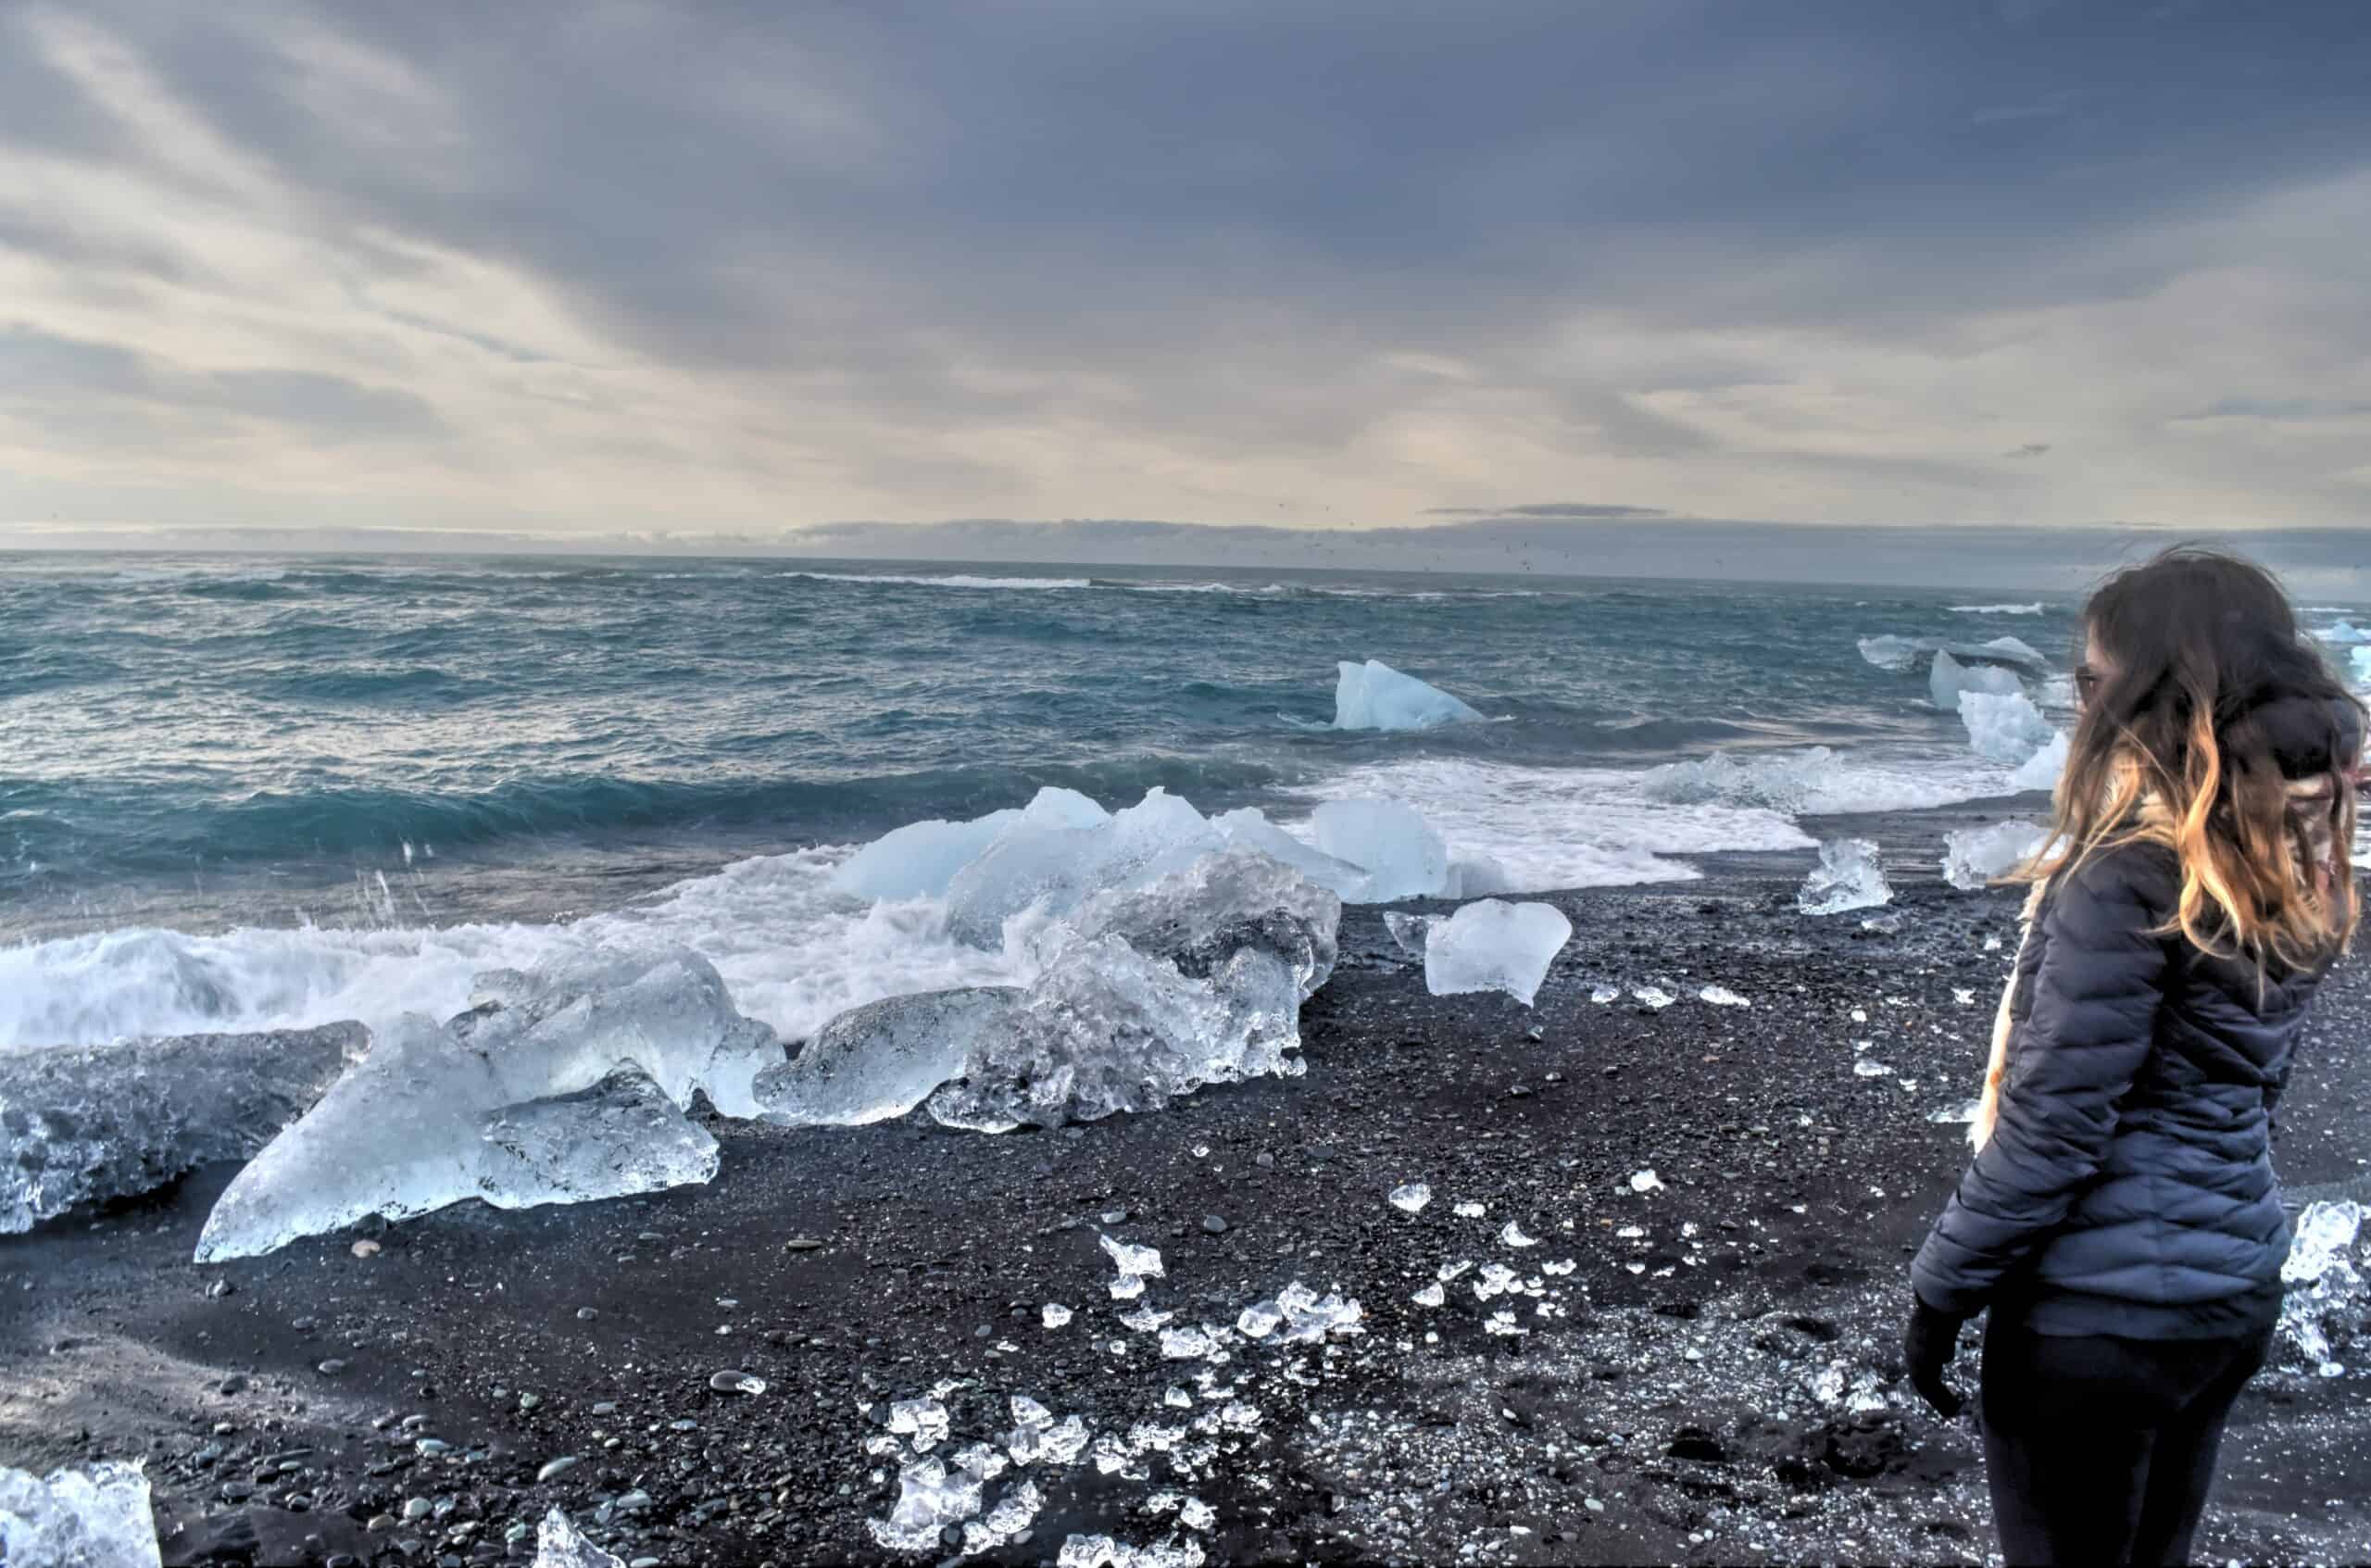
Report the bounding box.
[1452,1200,1487,1218]
[1928,1100,1981,1124]
[1382,910,1441,959]
[1100,1236,1168,1278]
[1499,1222,1538,1248]
[888,1397,951,1452]
[1110,1274,1148,1301]
[1853,1059,1894,1078]
[1798,839,1891,917]
[1630,985,1675,1009]
[1059,1533,1208,1568]
[1959,691,2056,766]
[1164,1387,1193,1409]
[533,1507,625,1568]
[1178,1499,1216,1533]
[1236,1302,1282,1339]
[869,1459,985,1553]
[1436,1260,1474,1281]
[1421,899,1573,1008]
[1330,659,1484,732]
[1387,1183,1432,1213]
[0,1022,362,1235]
[1042,1304,1074,1329]
[1590,985,1621,1004]
[1120,1306,1173,1332]
[1942,821,2050,892]
[1411,1282,1447,1308]
[0,1461,162,1568]
[1928,649,2025,714]
[1160,1326,1217,1360]
[1273,1279,1363,1341]
[755,987,1017,1127]
[1629,1169,1665,1194]
[1698,985,1750,1007]
[962,1480,1045,1557]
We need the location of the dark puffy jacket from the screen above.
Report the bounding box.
[1911,840,2329,1337]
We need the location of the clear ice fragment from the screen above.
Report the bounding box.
[1235,1303,1281,1339]
[1590,985,1621,1004]
[1499,1222,1538,1248]
[755,988,1017,1127]
[1698,985,1750,1008]
[1630,985,1675,1009]
[1160,1326,1217,1360]
[1100,1236,1167,1278]
[1412,1282,1446,1308]
[1382,910,1440,959]
[1942,821,2050,891]
[532,1508,624,1568]
[1042,1303,1073,1329]
[0,1461,162,1568]
[1798,839,1892,917]
[1308,799,1450,903]
[1629,1169,1664,1193]
[869,1459,985,1553]
[1387,1183,1432,1213]
[1421,900,1572,1007]
[1453,1200,1486,1218]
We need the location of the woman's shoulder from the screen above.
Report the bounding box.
[2050,837,2180,931]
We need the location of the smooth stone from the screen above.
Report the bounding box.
[1201,1215,1228,1235]
[535,1457,582,1483]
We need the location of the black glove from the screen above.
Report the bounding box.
[1904,1297,1971,1418]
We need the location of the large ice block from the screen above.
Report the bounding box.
[1958,690,2057,766]
[1308,798,1449,902]
[0,1461,161,1568]
[1211,808,1373,900]
[1331,659,1483,731]
[754,987,1020,1126]
[1,1022,363,1234]
[944,790,1224,945]
[477,1066,720,1209]
[1421,899,1571,1007]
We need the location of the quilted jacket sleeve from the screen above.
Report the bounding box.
[1911,849,2170,1315]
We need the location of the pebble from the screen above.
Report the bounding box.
[218,1374,248,1395]
[366,1515,396,1533]
[1100,1209,1129,1224]
[317,1360,348,1375]
[1253,1152,1274,1169]
[519,1393,543,1411]
[534,1457,582,1484]
[783,1237,824,1252]
[709,1371,766,1395]
[402,1498,433,1521]
[590,1402,618,1416]
[576,1308,598,1322]
[1202,1215,1229,1236]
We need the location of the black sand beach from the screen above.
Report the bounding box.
[6,809,2366,1567]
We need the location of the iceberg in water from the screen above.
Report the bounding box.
[1799,839,1891,916]
[0,1461,161,1568]
[195,947,780,1261]
[1929,650,2026,714]
[755,988,1019,1127]
[1958,690,2058,766]
[1,1022,364,1235]
[928,849,1339,1132]
[1861,635,2047,675]
[1942,821,2050,891]
[2351,646,2370,689]
[1422,899,1572,1007]
[1331,659,1484,731]
[1982,634,2045,665]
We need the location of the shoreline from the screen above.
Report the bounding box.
[4,811,2365,1566]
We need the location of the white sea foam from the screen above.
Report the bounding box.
[783,571,1093,592]
[1637,746,2029,817]
[1949,603,2043,615]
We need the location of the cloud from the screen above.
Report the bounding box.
[1422,502,1670,519]
[2002,443,2052,458]
[0,1,2367,542]
[2172,397,2371,422]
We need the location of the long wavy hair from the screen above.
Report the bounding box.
[2022,547,2364,972]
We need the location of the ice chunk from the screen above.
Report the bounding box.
[1109,1274,1147,1301]
[1452,1199,1486,1217]
[1421,899,1572,1007]
[1059,1534,1206,1568]
[1943,821,2049,891]
[1629,1169,1664,1193]
[533,1509,624,1568]
[0,1022,362,1235]
[477,1065,719,1209]
[1042,1303,1073,1329]
[2009,730,2069,791]
[1798,839,1891,916]
[196,949,779,1261]
[888,1397,951,1451]
[1853,1058,1893,1078]
[2278,1200,2365,1369]
[870,1458,985,1553]
[1387,1182,1431,1213]
[945,789,1223,945]
[1928,1099,1980,1125]
[831,810,1021,903]
[1499,1222,1537,1248]
[1273,1279,1363,1341]
[1857,634,1922,673]
[1382,910,1439,959]
[1590,984,1621,1004]
[1630,985,1674,1009]
[1929,650,2026,714]
[1698,985,1749,1007]
[1959,690,2057,765]
[1330,659,1484,731]
[1099,1235,1167,1278]
[1160,1326,1217,1360]
[0,1461,161,1568]
[961,1480,1044,1556]
[1236,1301,1281,1339]
[753,987,1018,1127]
[1412,1282,1446,1308]
[1308,798,1449,902]
[2351,646,2371,688]
[1211,808,1372,899]
[1984,634,2044,664]
[928,851,1338,1132]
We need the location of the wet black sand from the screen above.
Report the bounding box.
[5,809,2366,1567]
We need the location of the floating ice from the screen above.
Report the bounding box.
[753,987,1017,1127]
[1629,1169,1664,1193]
[0,1461,161,1568]
[0,1022,362,1234]
[2279,1200,2365,1370]
[194,948,778,1261]
[1861,634,2045,676]
[1943,821,2049,891]
[1387,1183,1432,1213]
[926,850,1340,1132]
[1856,634,1922,673]
[1798,839,1891,917]
[1100,1236,1168,1279]
[1984,634,2045,663]
[1309,799,1449,902]
[1330,659,1484,732]
[1421,899,1572,1007]
[1959,690,2057,766]
[1951,603,2044,616]
[533,1508,623,1568]
[1698,985,1749,1008]
[1929,650,2026,714]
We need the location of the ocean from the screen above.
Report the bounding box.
[3,551,2362,1053]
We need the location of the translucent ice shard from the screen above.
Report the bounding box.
[1099,1236,1167,1278]
[1928,649,2025,714]
[0,1461,161,1568]
[869,1458,985,1553]
[1382,910,1440,959]
[1698,985,1750,1007]
[2009,731,2070,791]
[532,1508,624,1568]
[1211,809,1373,901]
[1308,798,1449,902]
[196,947,776,1261]
[887,1397,951,1452]
[1412,1282,1446,1308]
[1942,821,2050,891]
[753,987,1018,1127]
[1386,1183,1432,1213]
[1798,839,1891,916]
[1236,1302,1281,1339]
[1630,985,1675,1009]
[2279,1200,2365,1369]
[944,789,1223,945]
[961,1480,1043,1556]
[830,809,1025,903]
[1273,1280,1362,1341]
[1042,1303,1074,1329]
[1499,1222,1538,1248]
[1629,1169,1664,1193]
[0,1022,362,1234]
[1330,659,1484,732]
[1958,691,2056,766]
[1421,899,1572,1007]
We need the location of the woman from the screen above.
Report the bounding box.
[1905,547,2365,1566]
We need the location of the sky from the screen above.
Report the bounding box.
[2,0,2368,583]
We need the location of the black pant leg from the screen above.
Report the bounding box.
[1978,1315,2157,1565]
[2127,1330,2270,1567]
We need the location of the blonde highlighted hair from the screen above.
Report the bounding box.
[2018,547,2363,972]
